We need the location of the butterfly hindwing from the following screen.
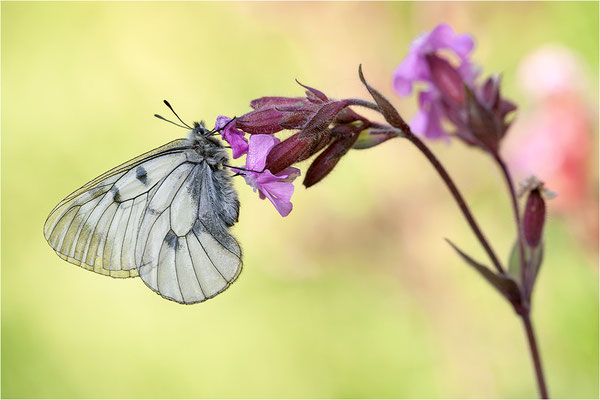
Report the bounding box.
[44,135,242,303]
[137,162,242,304]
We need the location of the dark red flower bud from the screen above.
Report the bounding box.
[265,132,320,174]
[296,80,329,103]
[335,108,367,124]
[235,108,285,134]
[250,97,305,110]
[276,103,321,130]
[497,98,517,120]
[480,75,500,109]
[426,53,465,105]
[478,75,517,121]
[297,100,350,138]
[303,133,360,187]
[465,86,502,153]
[523,188,546,248]
[265,101,350,174]
[279,111,313,130]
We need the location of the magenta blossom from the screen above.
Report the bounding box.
[394,24,516,152]
[215,115,249,159]
[393,23,478,96]
[237,134,300,217]
[393,24,479,140]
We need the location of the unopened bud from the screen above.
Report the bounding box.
[304,133,359,187]
[250,97,305,110]
[235,108,285,134]
[518,176,556,248]
[523,189,546,248]
[426,53,465,105]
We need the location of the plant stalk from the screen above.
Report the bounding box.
[404,132,505,275]
[522,313,549,398]
[494,154,528,296]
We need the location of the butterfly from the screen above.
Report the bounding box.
[43,103,243,304]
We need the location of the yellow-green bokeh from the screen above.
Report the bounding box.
[2,2,598,398]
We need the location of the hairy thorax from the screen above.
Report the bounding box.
[187,130,229,167]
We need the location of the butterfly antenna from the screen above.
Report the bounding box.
[223,164,265,174]
[154,113,190,129]
[163,100,193,129]
[210,116,237,136]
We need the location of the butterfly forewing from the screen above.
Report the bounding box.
[44,133,242,303]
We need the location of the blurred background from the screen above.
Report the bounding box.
[2,2,598,398]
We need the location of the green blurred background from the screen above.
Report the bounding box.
[2,2,598,398]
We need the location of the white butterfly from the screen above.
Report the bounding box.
[43,115,242,304]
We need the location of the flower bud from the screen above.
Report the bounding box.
[352,128,396,149]
[265,133,316,174]
[523,188,546,248]
[425,53,465,105]
[297,100,350,137]
[235,108,285,134]
[465,86,502,153]
[296,80,329,103]
[335,108,367,124]
[303,133,359,187]
[518,176,556,248]
[250,97,305,110]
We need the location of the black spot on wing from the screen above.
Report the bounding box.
[136,166,148,185]
[165,230,178,249]
[110,187,121,202]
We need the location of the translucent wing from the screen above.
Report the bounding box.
[44,138,243,304]
[44,139,192,277]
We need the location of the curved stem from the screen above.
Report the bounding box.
[522,313,549,398]
[405,133,505,275]
[494,154,528,297]
[346,98,380,111]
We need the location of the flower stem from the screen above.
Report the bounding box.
[405,132,505,275]
[521,313,549,398]
[494,154,528,298]
[346,98,380,111]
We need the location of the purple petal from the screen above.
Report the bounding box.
[245,134,279,170]
[393,23,477,97]
[426,24,474,59]
[215,116,249,159]
[410,91,448,140]
[393,52,429,96]
[256,170,299,217]
[225,133,249,159]
[242,166,300,217]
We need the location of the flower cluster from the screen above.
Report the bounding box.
[216,82,375,216]
[393,23,516,153]
[214,117,300,217]
[211,23,556,397]
[217,24,526,225]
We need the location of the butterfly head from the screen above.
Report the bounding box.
[192,121,211,137]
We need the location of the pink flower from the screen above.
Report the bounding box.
[238,134,300,217]
[214,116,249,159]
